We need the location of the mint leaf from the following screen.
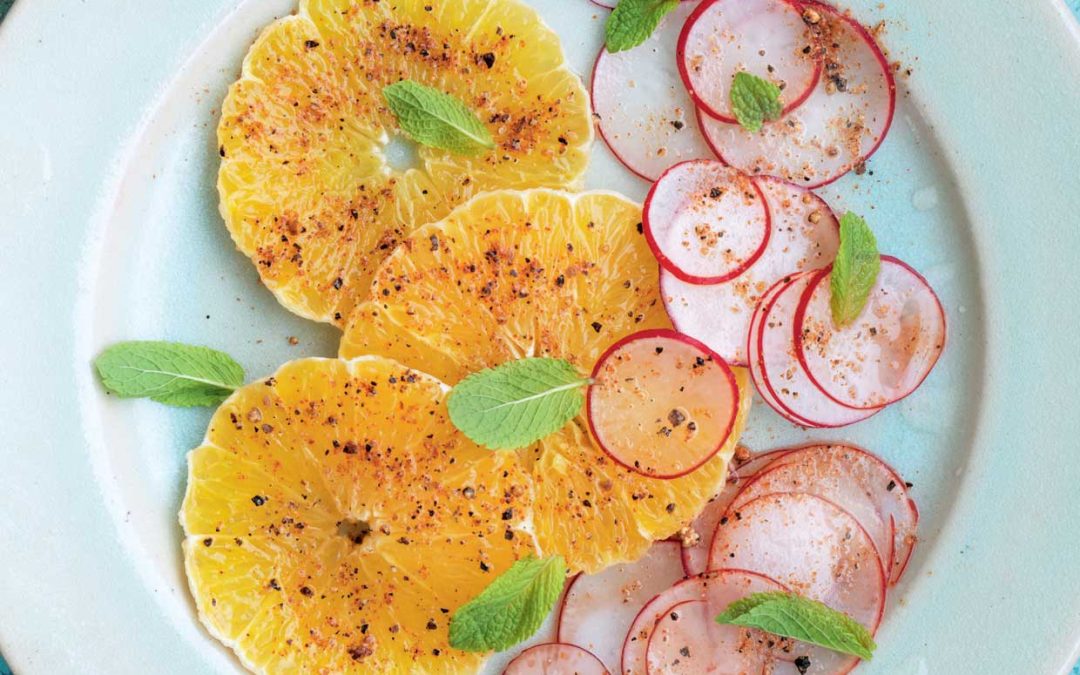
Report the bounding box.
[450,555,567,652]
[605,0,680,53]
[830,212,881,327]
[716,591,876,660]
[730,71,783,133]
[383,80,494,155]
[447,358,589,450]
[94,341,244,407]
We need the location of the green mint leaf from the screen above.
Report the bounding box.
[382,80,495,155]
[94,341,244,407]
[716,591,876,660]
[605,0,680,53]
[449,555,567,652]
[447,358,589,450]
[730,71,784,133]
[830,212,881,327]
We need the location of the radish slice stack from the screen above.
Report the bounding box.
[699,0,896,187]
[592,2,715,181]
[795,257,947,410]
[662,176,840,365]
[546,445,914,673]
[678,0,822,122]
[558,542,686,672]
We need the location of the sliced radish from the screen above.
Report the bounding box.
[503,643,610,675]
[590,0,617,8]
[795,256,947,410]
[709,493,885,673]
[662,177,839,365]
[677,0,821,123]
[587,329,739,478]
[646,599,770,674]
[592,2,716,181]
[644,161,771,284]
[760,444,918,585]
[680,448,795,576]
[699,1,896,188]
[622,570,785,675]
[558,541,686,672]
[752,273,881,427]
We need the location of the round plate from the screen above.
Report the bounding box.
[1,1,1079,673]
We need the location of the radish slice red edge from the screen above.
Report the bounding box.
[680,448,795,576]
[644,161,771,284]
[591,2,716,182]
[661,176,840,365]
[557,541,685,672]
[622,569,786,675]
[589,0,617,8]
[794,255,947,410]
[709,492,886,672]
[698,1,897,188]
[587,329,739,479]
[751,273,882,427]
[503,642,610,675]
[677,0,822,123]
[730,444,918,584]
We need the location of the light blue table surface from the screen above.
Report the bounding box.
[0,1,1077,674]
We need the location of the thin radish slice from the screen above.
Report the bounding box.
[622,570,785,675]
[503,643,610,675]
[745,272,805,420]
[709,493,885,674]
[678,0,822,123]
[592,2,715,182]
[645,161,771,283]
[795,256,947,410]
[699,2,896,188]
[558,542,686,672]
[680,448,795,576]
[731,445,893,575]
[753,274,881,427]
[759,444,919,585]
[662,177,839,364]
[646,600,769,675]
[587,329,739,478]
[590,0,617,8]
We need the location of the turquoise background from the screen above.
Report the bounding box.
[0,1,1076,674]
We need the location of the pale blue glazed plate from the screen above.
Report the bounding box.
[1,1,1079,673]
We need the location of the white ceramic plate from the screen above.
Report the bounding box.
[1,1,1079,673]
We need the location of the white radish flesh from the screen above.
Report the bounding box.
[662,177,839,365]
[752,273,881,427]
[645,161,770,283]
[709,493,886,674]
[503,643,610,675]
[622,570,785,675]
[645,599,769,675]
[678,0,821,122]
[795,256,947,410]
[592,2,715,181]
[587,329,739,478]
[699,1,895,188]
[680,448,795,576]
[558,542,686,672]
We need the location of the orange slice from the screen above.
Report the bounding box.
[340,189,752,572]
[180,357,534,673]
[218,0,592,324]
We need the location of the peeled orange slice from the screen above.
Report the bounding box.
[341,189,752,572]
[218,0,592,324]
[180,356,535,673]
